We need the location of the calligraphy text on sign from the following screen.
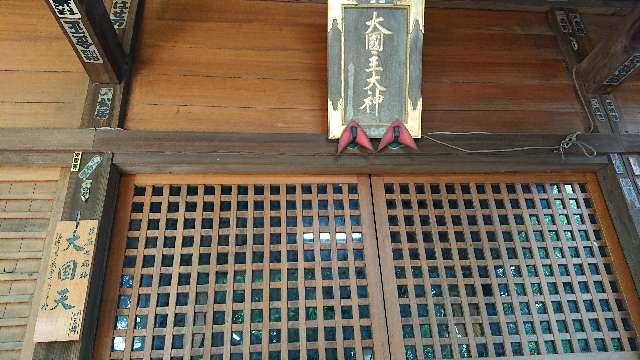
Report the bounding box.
[34,220,99,342]
[48,0,103,63]
[327,0,424,139]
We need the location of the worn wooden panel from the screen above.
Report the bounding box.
[125,2,586,134]
[0,0,87,129]
[0,168,67,360]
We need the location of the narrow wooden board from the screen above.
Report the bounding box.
[33,220,99,342]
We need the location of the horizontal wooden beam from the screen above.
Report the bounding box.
[44,0,127,83]
[262,0,638,12]
[1,128,640,153]
[575,7,640,94]
[0,128,635,172]
[112,152,608,174]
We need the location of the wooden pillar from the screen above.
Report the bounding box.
[32,153,120,359]
[44,0,128,84]
[575,7,640,95]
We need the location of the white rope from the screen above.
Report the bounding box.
[572,67,596,134]
[422,132,597,158]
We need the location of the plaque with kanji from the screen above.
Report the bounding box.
[33,220,99,342]
[328,0,424,139]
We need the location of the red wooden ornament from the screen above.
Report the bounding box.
[337,121,374,154]
[377,120,418,151]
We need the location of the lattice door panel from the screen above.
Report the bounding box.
[95,175,389,360]
[372,174,639,360]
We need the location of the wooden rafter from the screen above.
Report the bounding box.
[43,0,127,83]
[575,7,640,94]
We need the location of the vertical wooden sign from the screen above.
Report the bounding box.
[33,220,99,342]
[328,0,424,139]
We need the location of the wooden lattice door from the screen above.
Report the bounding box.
[95,175,389,360]
[372,174,639,360]
[95,173,639,360]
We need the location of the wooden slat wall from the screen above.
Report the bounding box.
[0,168,66,360]
[0,0,87,129]
[124,1,586,134]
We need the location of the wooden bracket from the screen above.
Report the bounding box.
[575,7,640,95]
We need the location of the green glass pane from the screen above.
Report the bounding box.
[423,346,435,360]
[306,307,317,321]
[269,329,281,344]
[304,269,315,280]
[287,288,299,301]
[306,327,318,342]
[250,330,262,345]
[215,272,227,284]
[524,322,535,335]
[569,200,579,209]
[441,344,453,359]
[531,283,542,295]
[518,231,528,242]
[420,324,431,338]
[402,325,414,339]
[549,231,559,241]
[251,309,263,323]
[232,310,244,324]
[323,306,335,320]
[252,270,263,283]
[561,340,574,353]
[558,215,568,225]
[288,328,300,343]
[269,308,281,322]
[529,216,539,225]
[214,291,226,303]
[287,269,298,281]
[405,346,417,360]
[545,340,557,354]
[564,231,574,241]
[251,289,263,302]
[288,307,299,321]
[233,290,244,303]
[534,231,543,242]
[341,306,353,319]
[234,271,245,283]
[611,338,623,351]
[270,270,281,282]
[529,341,540,355]
[554,199,565,209]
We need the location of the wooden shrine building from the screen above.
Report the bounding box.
[1,0,640,359]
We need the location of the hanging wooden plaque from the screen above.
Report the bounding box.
[328,0,424,139]
[33,220,99,342]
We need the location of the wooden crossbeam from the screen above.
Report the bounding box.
[0,129,638,155]
[43,0,127,83]
[575,7,640,94]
